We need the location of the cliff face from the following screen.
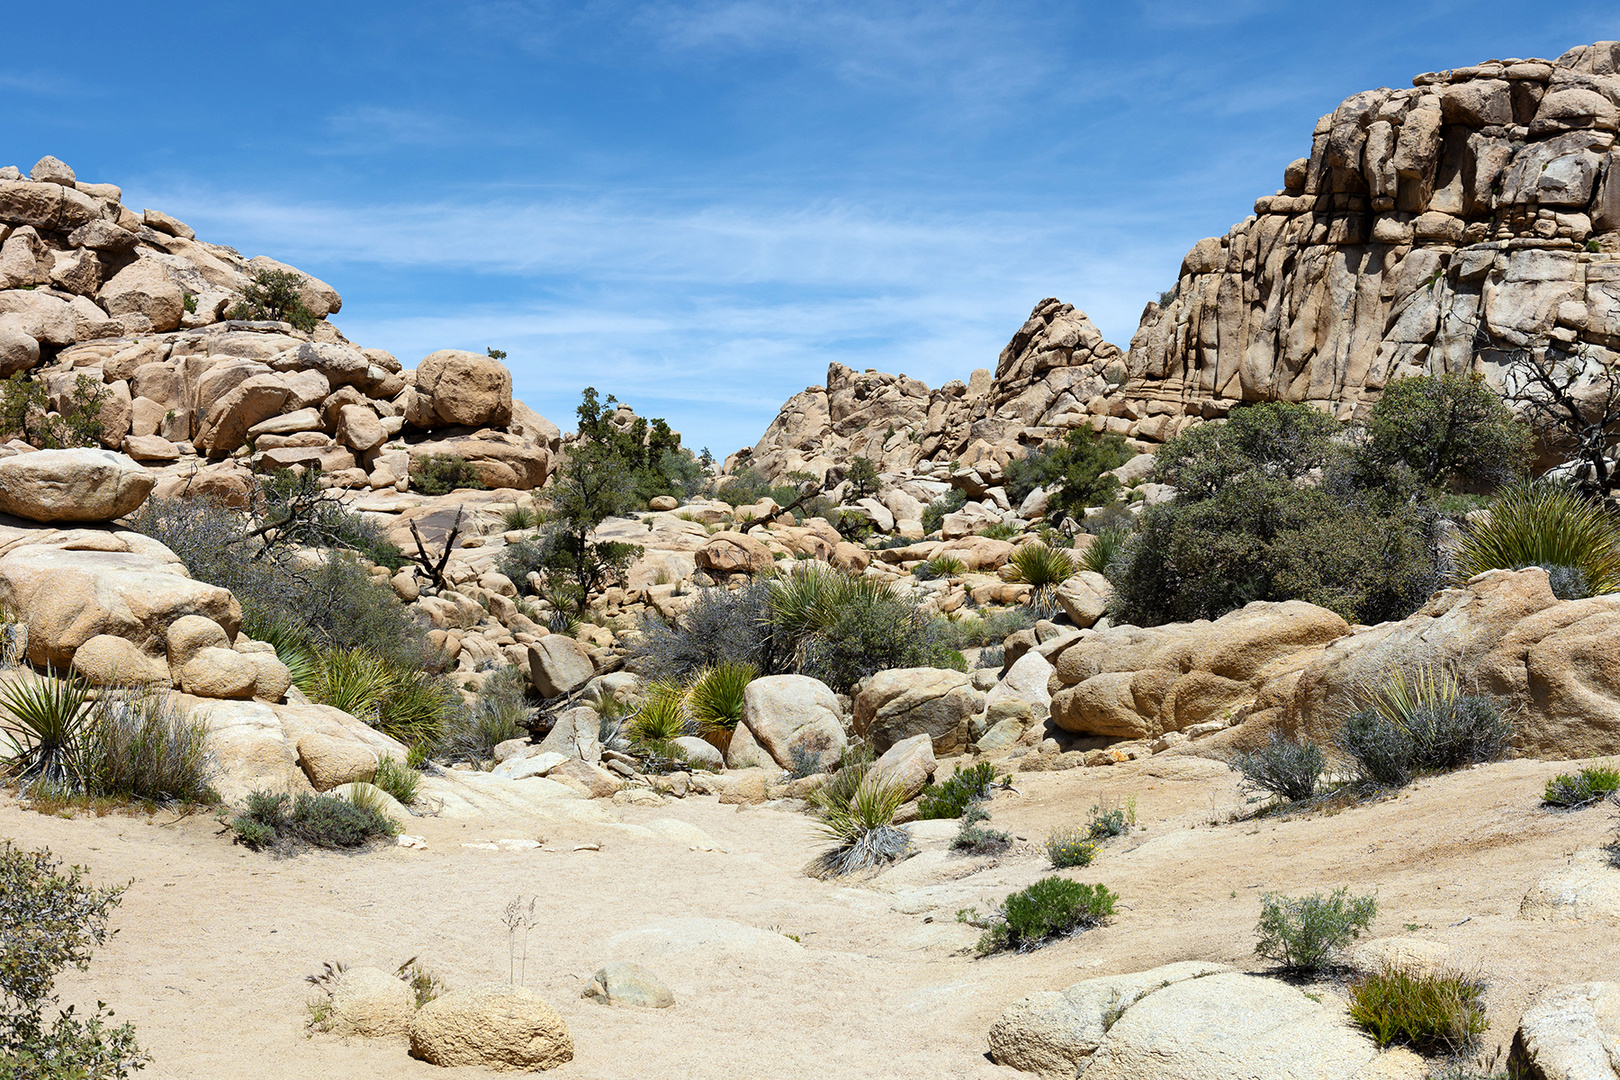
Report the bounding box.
[734,41,1620,484]
[1128,40,1620,423]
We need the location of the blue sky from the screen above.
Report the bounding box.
[10,2,1620,456]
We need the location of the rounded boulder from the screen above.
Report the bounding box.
[0,448,154,523]
[414,349,513,428]
[408,984,574,1071]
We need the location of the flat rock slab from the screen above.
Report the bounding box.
[1521,849,1620,923]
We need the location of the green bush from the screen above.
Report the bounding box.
[226,268,318,331]
[0,372,111,451]
[1362,372,1529,492]
[686,661,755,733]
[952,807,1011,856]
[918,762,997,820]
[922,488,967,534]
[1340,666,1513,787]
[437,666,526,767]
[626,682,693,768]
[0,842,145,1078]
[1009,543,1077,588]
[1453,481,1620,596]
[82,692,217,805]
[1045,826,1097,868]
[1232,732,1325,803]
[944,606,1035,649]
[410,454,486,496]
[1087,796,1136,839]
[962,877,1117,954]
[772,565,953,693]
[229,789,398,850]
[1254,887,1377,972]
[807,770,911,879]
[919,554,966,579]
[1542,763,1620,809]
[1156,401,1340,499]
[630,581,789,681]
[1348,967,1488,1055]
[1003,426,1133,520]
[372,756,420,806]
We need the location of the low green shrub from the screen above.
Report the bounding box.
[410,454,487,496]
[1340,666,1512,787]
[918,762,997,820]
[436,666,527,767]
[1087,796,1136,839]
[0,842,145,1078]
[1348,966,1488,1055]
[952,817,1011,857]
[944,606,1035,649]
[1045,826,1097,868]
[502,505,540,531]
[1078,524,1131,576]
[226,267,318,331]
[1542,763,1620,808]
[1232,732,1325,803]
[922,488,967,534]
[372,756,420,806]
[806,771,911,879]
[1009,542,1077,588]
[961,877,1117,954]
[1254,887,1377,972]
[82,692,217,805]
[979,522,1021,541]
[630,581,789,682]
[229,789,398,850]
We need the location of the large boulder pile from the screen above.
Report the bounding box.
[0,155,555,495]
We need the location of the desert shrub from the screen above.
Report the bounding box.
[1348,967,1488,1055]
[806,771,911,879]
[376,670,462,750]
[918,554,966,579]
[81,692,216,805]
[1254,887,1377,972]
[1232,732,1325,803]
[771,565,953,693]
[961,877,1117,954]
[685,661,755,733]
[1045,826,1097,868]
[1087,796,1136,840]
[717,467,806,509]
[257,469,407,570]
[918,762,997,820]
[311,648,394,720]
[1340,666,1513,787]
[922,488,967,534]
[230,789,397,850]
[1452,481,1620,595]
[1078,525,1130,576]
[1156,401,1340,498]
[952,810,1011,857]
[0,842,145,1078]
[0,671,94,790]
[437,668,526,767]
[372,756,420,806]
[410,454,486,496]
[630,581,788,681]
[844,456,881,499]
[1542,563,1595,601]
[1362,372,1529,492]
[1004,427,1133,520]
[0,371,112,450]
[944,606,1035,649]
[978,522,1021,541]
[1010,543,1077,590]
[625,682,692,767]
[226,267,318,331]
[1542,763,1620,809]
[503,505,541,531]
[786,740,829,780]
[229,791,286,850]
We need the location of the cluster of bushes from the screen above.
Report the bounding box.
[226,267,318,331]
[918,762,997,820]
[1234,665,1515,805]
[0,674,217,807]
[632,564,964,694]
[1098,374,1540,627]
[1003,425,1133,522]
[0,371,111,449]
[1541,762,1620,809]
[1,842,146,1078]
[228,788,399,851]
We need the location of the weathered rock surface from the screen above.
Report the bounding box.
[854,667,984,755]
[325,966,414,1038]
[528,636,596,698]
[739,674,845,770]
[1509,981,1620,1080]
[1520,849,1620,924]
[581,962,675,1008]
[870,732,937,800]
[0,449,153,522]
[408,984,574,1071]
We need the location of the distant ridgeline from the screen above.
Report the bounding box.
[732,41,1620,484]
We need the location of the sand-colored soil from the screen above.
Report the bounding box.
[10,755,1618,1079]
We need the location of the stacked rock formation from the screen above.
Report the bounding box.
[735,41,1620,488]
[0,155,556,495]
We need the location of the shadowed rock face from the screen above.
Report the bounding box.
[735,42,1620,486]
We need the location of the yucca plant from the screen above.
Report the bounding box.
[686,661,755,733]
[502,505,540,531]
[311,648,396,721]
[806,772,912,879]
[626,681,692,760]
[925,554,966,579]
[245,615,319,696]
[1453,481,1620,596]
[1078,525,1131,576]
[1341,664,1512,786]
[1009,542,1077,588]
[0,671,95,789]
[371,756,420,806]
[377,670,460,749]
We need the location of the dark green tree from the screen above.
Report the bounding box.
[1003,426,1133,521]
[1153,400,1340,498]
[226,269,317,332]
[1362,372,1529,490]
[845,456,881,500]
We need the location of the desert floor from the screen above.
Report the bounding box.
[10,754,1618,1079]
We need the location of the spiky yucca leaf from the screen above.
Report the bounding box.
[1453,481,1620,595]
[767,564,893,640]
[0,671,94,788]
[627,682,692,746]
[1078,525,1131,576]
[311,648,396,720]
[1009,542,1077,588]
[1354,664,1459,731]
[686,661,756,733]
[807,772,912,879]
